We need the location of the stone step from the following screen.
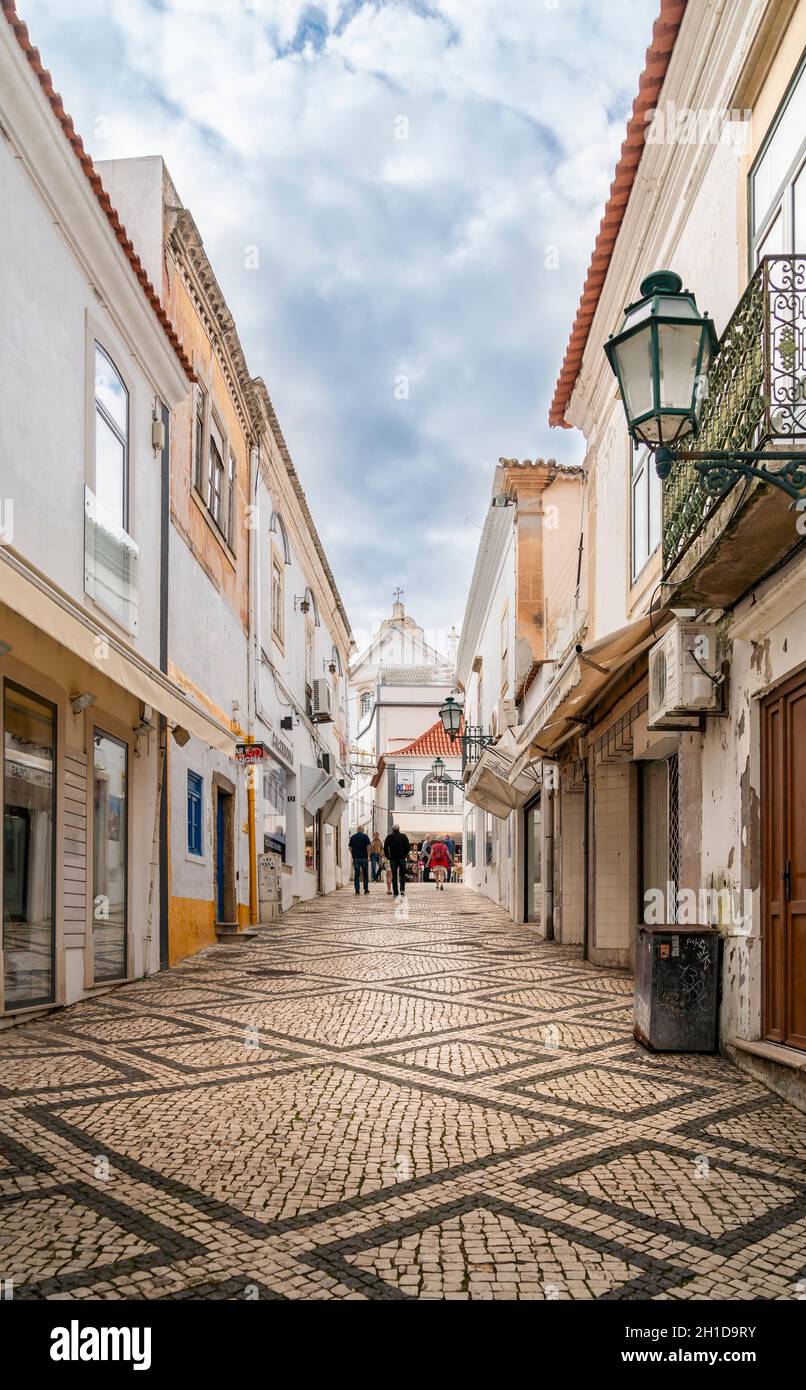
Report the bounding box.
[214,923,259,943]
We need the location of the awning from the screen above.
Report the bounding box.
[0,549,236,754]
[464,728,539,819]
[301,765,338,815]
[518,611,671,756]
[321,785,348,826]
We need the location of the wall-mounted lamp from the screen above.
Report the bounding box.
[151,413,166,453]
[171,725,191,747]
[491,494,515,508]
[70,691,97,715]
[0,639,12,656]
[280,715,294,731]
[294,595,311,613]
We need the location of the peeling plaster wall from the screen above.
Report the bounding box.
[702,565,806,1042]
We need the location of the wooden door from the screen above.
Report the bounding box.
[762,669,806,1050]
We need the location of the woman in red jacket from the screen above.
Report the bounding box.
[429,835,452,890]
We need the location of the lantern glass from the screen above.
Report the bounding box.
[438,696,462,739]
[605,271,718,449]
[432,756,445,782]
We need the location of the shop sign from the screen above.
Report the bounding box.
[271,731,294,766]
[235,742,266,765]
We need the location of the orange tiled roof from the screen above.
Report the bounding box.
[549,0,688,428]
[2,1,195,383]
[393,718,464,758]
[370,717,464,786]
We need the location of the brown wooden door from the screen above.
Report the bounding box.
[762,669,806,1050]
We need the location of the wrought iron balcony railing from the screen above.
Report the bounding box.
[663,254,806,568]
[461,726,493,778]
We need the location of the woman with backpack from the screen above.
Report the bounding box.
[428,835,452,890]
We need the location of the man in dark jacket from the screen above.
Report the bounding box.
[383,825,411,897]
[348,825,371,895]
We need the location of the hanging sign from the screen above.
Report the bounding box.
[235,742,267,765]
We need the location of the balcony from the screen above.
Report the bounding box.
[84,486,139,635]
[662,255,806,604]
[461,726,492,778]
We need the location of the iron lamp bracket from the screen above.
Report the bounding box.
[656,446,806,502]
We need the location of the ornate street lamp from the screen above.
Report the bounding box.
[605,269,806,498]
[605,271,718,453]
[438,695,463,741]
[431,755,463,792]
[438,693,492,771]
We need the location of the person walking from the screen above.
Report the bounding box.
[369,832,383,883]
[383,824,411,897]
[444,833,455,883]
[421,836,431,883]
[348,824,371,895]
[429,834,452,890]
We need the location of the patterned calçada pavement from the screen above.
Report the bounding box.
[1,884,805,1301]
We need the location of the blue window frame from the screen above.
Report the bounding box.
[187,771,203,855]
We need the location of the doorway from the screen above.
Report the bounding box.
[212,778,236,924]
[524,796,542,924]
[762,669,806,1050]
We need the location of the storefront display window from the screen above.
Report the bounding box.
[304,811,316,871]
[526,797,542,923]
[3,682,56,1008]
[93,729,127,982]
[263,761,287,861]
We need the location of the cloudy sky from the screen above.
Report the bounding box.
[20,0,658,650]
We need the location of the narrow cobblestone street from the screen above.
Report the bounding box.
[1,884,805,1301]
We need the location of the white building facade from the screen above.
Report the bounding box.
[349,598,456,837]
[457,460,584,924]
[533,0,806,1108]
[0,16,234,1019]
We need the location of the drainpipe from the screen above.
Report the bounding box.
[581,735,590,962]
[247,442,260,927]
[158,400,170,970]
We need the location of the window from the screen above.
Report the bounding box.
[3,682,56,1008]
[305,622,314,710]
[187,771,203,855]
[227,452,236,544]
[194,386,206,494]
[93,730,128,982]
[263,765,286,860]
[271,552,284,645]
[750,57,806,262]
[304,811,316,871]
[360,691,372,718]
[193,388,236,548]
[208,418,225,530]
[631,444,661,580]
[94,345,129,531]
[424,776,451,808]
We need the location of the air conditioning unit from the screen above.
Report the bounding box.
[648,622,722,729]
[498,697,517,729]
[311,678,333,722]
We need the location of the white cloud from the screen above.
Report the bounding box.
[18,0,658,639]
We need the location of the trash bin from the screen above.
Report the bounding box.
[634,924,720,1053]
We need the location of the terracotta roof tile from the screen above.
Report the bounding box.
[393,718,465,759]
[2,0,194,382]
[548,0,687,428]
[370,717,463,787]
